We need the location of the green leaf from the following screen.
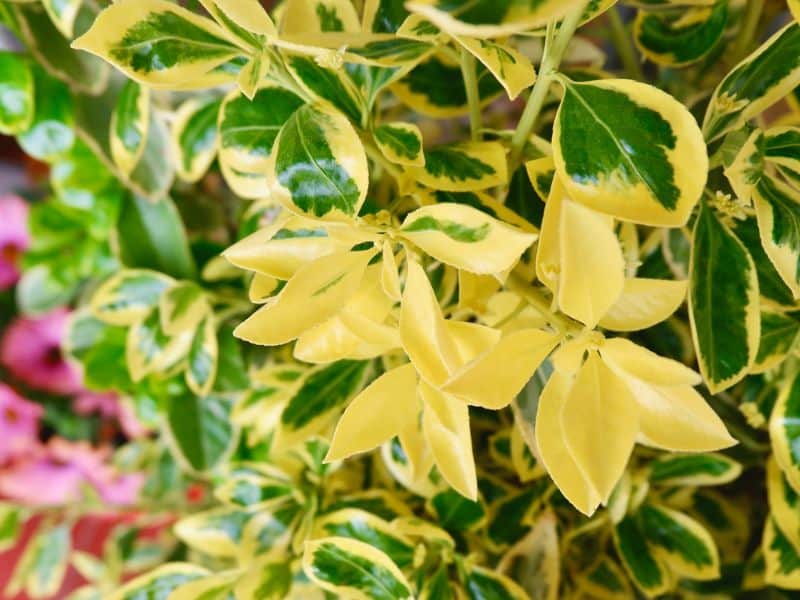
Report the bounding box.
[553,77,707,227]
[65,311,133,390]
[185,316,218,397]
[277,359,371,447]
[0,52,34,135]
[487,484,547,548]
[633,2,727,67]
[0,505,21,553]
[755,310,800,373]
[613,513,671,596]
[765,126,800,183]
[463,565,528,600]
[174,507,252,558]
[271,103,369,220]
[110,80,149,176]
[17,66,74,162]
[649,453,742,487]
[126,309,192,381]
[41,0,82,38]
[91,269,173,326]
[166,393,238,473]
[117,194,197,280]
[72,0,241,88]
[234,560,292,600]
[753,174,800,298]
[172,96,222,182]
[770,371,800,495]
[302,537,413,600]
[410,141,506,192]
[346,38,434,67]
[689,200,760,393]
[733,217,795,307]
[374,121,424,166]
[287,55,364,124]
[107,563,209,600]
[21,523,71,598]
[580,557,632,599]
[703,22,800,141]
[764,517,800,589]
[214,472,294,510]
[218,85,305,198]
[430,488,485,532]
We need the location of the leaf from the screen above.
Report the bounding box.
[792,0,800,22]
[733,217,796,308]
[723,128,764,207]
[0,505,21,553]
[633,2,727,67]
[165,393,238,473]
[17,67,74,162]
[453,36,535,100]
[442,328,559,410]
[703,22,800,141]
[171,96,222,182]
[614,513,672,596]
[276,359,372,448]
[765,126,800,183]
[41,0,82,39]
[463,565,529,600]
[430,488,485,531]
[186,316,219,396]
[281,0,361,34]
[169,574,237,600]
[214,471,293,510]
[234,559,292,600]
[408,141,506,192]
[497,510,559,600]
[764,517,800,589]
[302,537,413,600]
[0,52,34,135]
[579,557,632,600]
[174,507,252,558]
[689,201,760,393]
[126,309,192,381]
[286,55,364,124]
[109,80,150,177]
[218,85,305,198]
[648,453,742,486]
[753,174,800,299]
[599,278,687,332]
[107,563,209,600]
[314,509,416,568]
[553,77,707,226]
[91,269,173,326]
[238,503,300,561]
[399,202,536,274]
[391,54,503,118]
[420,380,478,500]
[234,249,375,345]
[158,281,206,335]
[72,0,241,88]
[199,0,276,38]
[766,456,800,554]
[561,352,639,502]
[117,194,197,280]
[557,197,624,327]
[270,103,369,220]
[374,121,424,166]
[126,108,176,200]
[326,363,418,461]
[754,310,800,373]
[770,372,800,494]
[21,523,71,598]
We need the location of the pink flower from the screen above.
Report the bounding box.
[0,439,144,507]
[73,391,148,439]
[0,384,42,464]
[0,309,83,395]
[0,195,29,290]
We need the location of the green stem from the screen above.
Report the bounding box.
[460,47,482,141]
[730,0,764,63]
[607,5,644,80]
[509,0,591,166]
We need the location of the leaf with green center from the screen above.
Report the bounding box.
[185,315,218,396]
[553,77,707,226]
[763,518,800,588]
[91,269,173,326]
[373,121,424,166]
[72,0,241,88]
[171,96,221,182]
[126,309,192,381]
[463,565,529,600]
[409,141,506,192]
[17,66,74,162]
[770,371,800,495]
[271,103,368,220]
[765,126,800,190]
[302,537,413,600]
[0,52,34,135]
[110,80,150,177]
[165,393,238,474]
[633,2,727,67]
[613,513,672,596]
[286,55,364,124]
[648,453,742,487]
[430,488,485,531]
[454,36,535,100]
[218,85,304,198]
[754,310,800,373]
[174,507,252,558]
[107,563,209,600]
[753,174,800,298]
[703,22,800,141]
[345,38,434,67]
[579,557,632,599]
[689,201,760,393]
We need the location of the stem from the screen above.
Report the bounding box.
[460,48,482,141]
[730,0,764,63]
[607,6,644,80]
[509,0,591,166]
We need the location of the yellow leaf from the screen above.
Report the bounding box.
[561,352,639,502]
[400,260,461,386]
[454,36,536,100]
[443,328,559,409]
[381,241,402,301]
[326,363,418,462]
[400,202,536,274]
[535,177,565,294]
[199,0,276,36]
[599,278,687,331]
[249,273,279,303]
[421,381,477,499]
[444,320,501,367]
[599,337,702,387]
[558,197,624,327]
[535,371,601,516]
[234,249,375,345]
